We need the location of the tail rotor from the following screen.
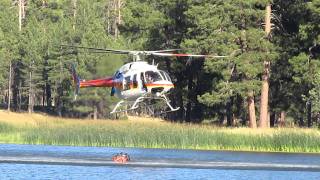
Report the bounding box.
[69,64,81,100]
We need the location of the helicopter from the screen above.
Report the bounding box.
[62,45,229,115]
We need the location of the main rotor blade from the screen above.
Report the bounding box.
[60,45,182,54]
[151,52,228,58]
[150,49,182,53]
[75,50,128,55]
[60,45,131,54]
[59,45,234,59]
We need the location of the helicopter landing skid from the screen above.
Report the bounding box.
[110,97,145,114]
[161,95,180,112]
[110,95,179,115]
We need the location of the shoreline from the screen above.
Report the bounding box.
[0,111,319,153]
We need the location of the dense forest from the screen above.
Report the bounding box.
[1,0,320,128]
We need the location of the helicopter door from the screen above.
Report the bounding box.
[123,76,131,91]
[132,74,138,89]
[122,74,141,99]
[141,72,147,91]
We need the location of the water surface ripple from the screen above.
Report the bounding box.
[0,144,319,179]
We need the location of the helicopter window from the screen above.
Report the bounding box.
[114,71,123,79]
[160,71,171,82]
[145,71,163,83]
[159,71,167,81]
[123,76,131,90]
[132,74,138,88]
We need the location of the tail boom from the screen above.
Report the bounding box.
[69,65,122,99]
[79,78,115,88]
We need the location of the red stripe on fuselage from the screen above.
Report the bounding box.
[79,77,115,88]
[145,83,174,87]
[80,79,174,90]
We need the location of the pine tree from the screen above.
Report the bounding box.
[185,0,277,127]
[0,1,20,111]
[272,0,320,127]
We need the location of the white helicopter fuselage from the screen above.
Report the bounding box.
[114,61,174,100]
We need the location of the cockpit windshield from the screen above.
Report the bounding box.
[159,71,172,82]
[145,71,163,83]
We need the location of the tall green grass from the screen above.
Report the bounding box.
[0,122,16,133]
[0,118,319,153]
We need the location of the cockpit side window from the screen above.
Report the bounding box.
[165,73,171,82]
[145,71,163,83]
[160,71,167,81]
[160,71,171,82]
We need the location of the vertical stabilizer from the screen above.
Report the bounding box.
[69,64,81,100]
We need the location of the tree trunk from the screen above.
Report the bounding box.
[57,98,62,117]
[279,111,286,127]
[42,86,45,107]
[106,3,111,34]
[93,91,98,120]
[186,66,192,122]
[18,81,22,111]
[118,0,121,26]
[173,72,185,121]
[28,70,33,114]
[259,62,270,128]
[93,106,98,120]
[22,0,26,18]
[18,0,22,31]
[15,0,24,111]
[109,0,122,38]
[73,0,77,30]
[43,57,51,109]
[7,62,12,112]
[259,4,271,128]
[226,98,233,127]
[267,111,270,127]
[307,100,312,127]
[114,0,119,38]
[57,60,64,117]
[299,117,304,127]
[177,89,184,121]
[46,83,51,108]
[18,0,26,31]
[270,112,276,127]
[264,4,272,35]
[247,90,256,128]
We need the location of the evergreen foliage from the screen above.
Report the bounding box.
[0,0,320,127]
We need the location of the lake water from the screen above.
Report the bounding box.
[0,144,319,179]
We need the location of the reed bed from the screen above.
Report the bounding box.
[0,111,319,153]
